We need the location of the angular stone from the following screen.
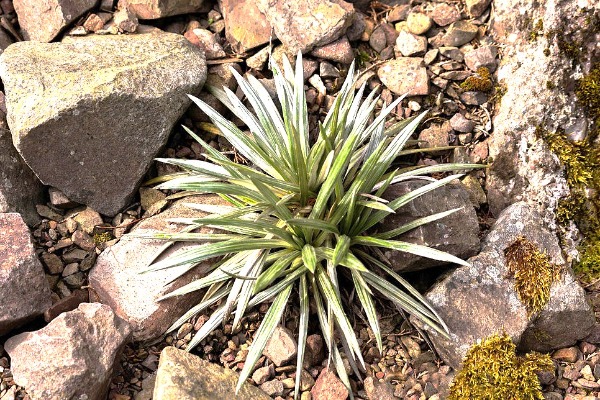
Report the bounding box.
[43,289,89,322]
[67,206,103,234]
[466,0,492,18]
[252,364,274,385]
[0,118,43,226]
[377,58,429,96]
[5,303,131,400]
[430,3,461,27]
[263,326,298,367]
[311,368,348,400]
[416,202,594,369]
[0,32,206,216]
[0,213,52,336]
[406,12,432,35]
[89,195,228,342]
[221,0,273,53]
[14,0,96,42]
[113,5,139,33]
[260,379,284,397]
[442,21,478,47]
[418,123,451,149]
[310,37,354,64]
[379,181,480,272]
[257,0,355,53]
[119,0,206,19]
[395,31,427,57]
[464,46,498,72]
[369,24,388,53]
[364,377,395,400]
[449,113,474,133]
[154,346,271,400]
[185,28,226,59]
[48,187,79,209]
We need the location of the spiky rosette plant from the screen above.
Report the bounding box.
[141,54,479,397]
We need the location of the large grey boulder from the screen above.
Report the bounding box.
[0,32,206,216]
[14,0,97,42]
[0,117,43,226]
[5,303,131,400]
[154,346,271,400]
[486,0,596,227]
[0,213,52,336]
[378,181,480,272]
[417,202,594,369]
[89,195,228,342]
[256,0,355,53]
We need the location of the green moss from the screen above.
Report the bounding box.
[529,18,544,41]
[545,80,556,90]
[461,67,493,92]
[536,126,600,280]
[575,64,600,131]
[504,237,560,314]
[449,334,554,400]
[93,231,113,245]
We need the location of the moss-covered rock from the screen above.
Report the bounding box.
[449,334,553,400]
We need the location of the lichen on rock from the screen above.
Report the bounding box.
[449,334,554,400]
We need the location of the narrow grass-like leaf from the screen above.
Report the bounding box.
[315,265,363,365]
[302,244,317,273]
[351,269,382,351]
[294,274,309,400]
[375,207,462,239]
[143,238,288,273]
[332,235,351,267]
[353,236,470,267]
[165,286,230,333]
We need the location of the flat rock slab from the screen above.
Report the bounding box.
[14,0,97,42]
[0,118,43,226]
[221,0,273,53]
[377,58,430,96]
[257,0,355,53]
[418,202,594,369]
[379,181,480,272]
[0,32,206,216]
[5,303,131,400]
[89,195,227,342]
[120,0,206,19]
[154,346,271,400]
[0,213,52,336]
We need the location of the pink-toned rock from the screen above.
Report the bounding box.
[257,0,355,53]
[221,0,273,53]
[185,28,226,59]
[13,0,97,42]
[113,6,139,33]
[364,377,395,400]
[119,0,206,19]
[429,3,461,27]
[5,303,131,400]
[310,37,355,64]
[263,326,298,366]
[465,0,492,18]
[89,195,228,342]
[0,213,52,336]
[311,368,348,400]
[377,58,429,96]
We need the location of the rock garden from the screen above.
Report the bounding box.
[0,0,599,399]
